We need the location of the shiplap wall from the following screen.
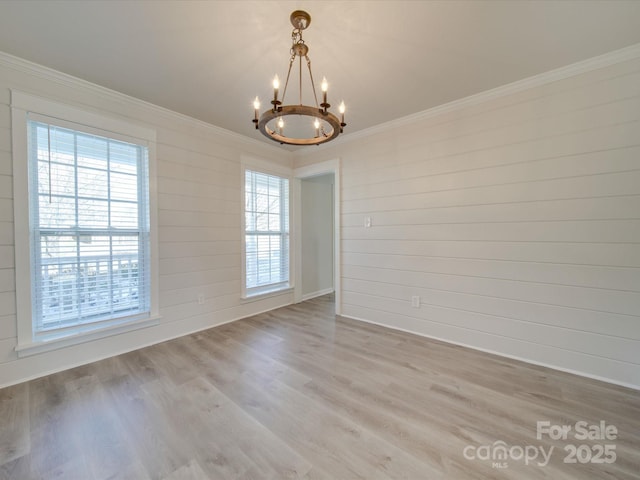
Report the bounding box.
[296,55,640,388]
[1,49,639,389]
[0,53,294,387]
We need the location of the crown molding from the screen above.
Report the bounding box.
[3,42,639,159]
[296,42,640,156]
[0,50,287,156]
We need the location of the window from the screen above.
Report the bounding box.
[12,92,158,354]
[244,169,290,297]
[28,120,150,332]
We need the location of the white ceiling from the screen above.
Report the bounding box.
[1,1,640,149]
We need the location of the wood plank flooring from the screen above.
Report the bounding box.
[1,294,639,479]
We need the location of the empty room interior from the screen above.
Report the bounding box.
[0,1,639,479]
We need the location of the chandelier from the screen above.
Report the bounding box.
[252,10,346,146]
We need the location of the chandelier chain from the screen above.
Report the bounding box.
[292,28,303,45]
[280,53,295,106]
[306,55,320,109]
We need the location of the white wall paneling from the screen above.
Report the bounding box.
[1,46,639,388]
[0,52,294,387]
[296,51,640,389]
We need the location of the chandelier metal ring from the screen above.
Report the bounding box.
[258,105,341,146]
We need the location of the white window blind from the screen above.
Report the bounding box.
[244,169,290,295]
[27,119,151,334]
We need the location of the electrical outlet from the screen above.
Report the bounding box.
[411,296,420,308]
[197,293,205,305]
[364,216,372,228]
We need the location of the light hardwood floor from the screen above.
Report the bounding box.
[1,294,639,479]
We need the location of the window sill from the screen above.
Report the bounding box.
[15,315,161,358]
[241,286,293,303]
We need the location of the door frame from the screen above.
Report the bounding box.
[293,158,341,315]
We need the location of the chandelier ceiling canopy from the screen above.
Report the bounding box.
[252,10,346,146]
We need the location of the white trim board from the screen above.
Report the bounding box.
[294,158,342,315]
[340,314,640,391]
[296,42,640,156]
[3,43,639,157]
[0,50,284,155]
[0,295,293,389]
[301,288,335,302]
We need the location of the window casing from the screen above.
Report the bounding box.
[244,169,290,297]
[12,92,159,354]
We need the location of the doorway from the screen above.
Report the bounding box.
[294,159,341,315]
[301,174,334,300]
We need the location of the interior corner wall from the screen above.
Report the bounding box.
[301,175,334,299]
[294,56,640,389]
[0,56,295,387]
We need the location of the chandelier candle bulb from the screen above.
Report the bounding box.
[314,118,320,137]
[253,97,260,128]
[320,77,329,112]
[272,75,280,108]
[339,101,346,132]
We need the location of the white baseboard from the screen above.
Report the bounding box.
[340,313,640,392]
[0,296,293,389]
[301,288,335,302]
